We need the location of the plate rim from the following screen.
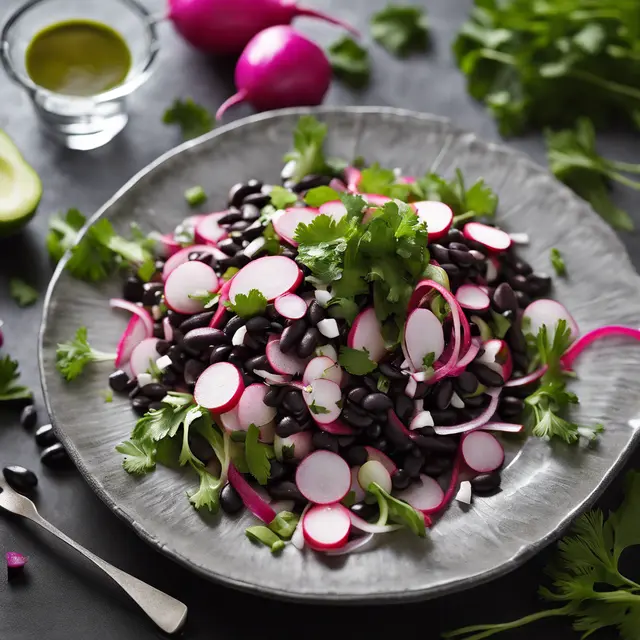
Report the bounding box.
[38,106,640,603]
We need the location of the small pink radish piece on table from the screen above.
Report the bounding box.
[303,504,351,551]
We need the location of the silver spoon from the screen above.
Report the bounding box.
[0,476,188,634]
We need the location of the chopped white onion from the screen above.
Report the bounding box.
[155,355,173,372]
[243,236,266,258]
[317,318,340,339]
[405,376,418,399]
[314,289,332,307]
[410,411,434,430]
[137,372,153,387]
[232,325,247,346]
[455,481,472,504]
[509,232,529,245]
[451,392,465,409]
[253,369,292,384]
[151,305,163,321]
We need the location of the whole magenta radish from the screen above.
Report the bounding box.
[216,26,332,119]
[168,0,358,55]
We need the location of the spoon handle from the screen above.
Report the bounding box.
[28,511,187,634]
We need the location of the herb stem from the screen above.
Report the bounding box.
[606,159,640,175]
[608,171,640,191]
[478,49,517,66]
[452,211,478,224]
[374,491,389,527]
[567,69,640,103]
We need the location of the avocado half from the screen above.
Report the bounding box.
[0,129,42,237]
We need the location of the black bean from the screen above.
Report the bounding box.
[245,316,271,334]
[132,396,151,416]
[434,379,454,410]
[469,362,504,387]
[161,367,179,386]
[512,259,532,276]
[404,453,424,478]
[364,422,381,439]
[128,385,141,400]
[179,311,216,334]
[463,393,489,409]
[362,393,393,413]
[35,424,58,448]
[372,438,389,452]
[41,443,71,468]
[167,310,188,327]
[242,192,271,208]
[469,249,486,263]
[346,446,368,466]
[430,244,450,263]
[184,328,228,354]
[471,471,501,494]
[122,276,144,303]
[153,323,165,339]
[395,395,414,423]
[296,328,320,358]
[414,425,436,437]
[229,346,251,367]
[508,274,531,293]
[343,409,373,429]
[338,435,356,448]
[306,301,326,326]
[3,465,38,492]
[167,346,186,371]
[264,387,285,407]
[149,402,164,411]
[412,435,458,454]
[217,238,242,256]
[506,325,527,355]
[230,220,251,233]
[450,249,475,267]
[454,371,479,396]
[440,263,461,280]
[292,174,332,192]
[189,433,214,464]
[281,247,297,260]
[383,420,413,451]
[379,362,405,380]
[447,242,467,253]
[445,228,465,245]
[242,333,260,351]
[141,282,163,307]
[184,359,206,386]
[350,502,379,521]
[363,376,378,392]
[137,383,166,401]
[499,395,525,418]
[153,340,169,356]
[528,273,552,296]
[217,210,243,226]
[279,319,307,353]
[19,404,38,430]
[515,290,532,309]
[228,179,262,208]
[283,391,305,414]
[269,321,284,334]
[223,316,246,339]
[312,432,339,453]
[347,387,368,406]
[269,460,287,482]
[267,481,304,503]
[275,417,302,438]
[220,483,245,514]
[244,355,268,373]
[391,469,411,490]
[107,371,129,395]
[423,458,450,477]
[240,203,261,222]
[492,283,518,315]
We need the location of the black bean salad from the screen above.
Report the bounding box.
[55,116,640,555]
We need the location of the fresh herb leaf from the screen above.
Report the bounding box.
[283,116,332,183]
[268,185,298,210]
[184,185,207,207]
[178,405,212,467]
[376,374,390,394]
[137,258,157,283]
[245,424,274,486]
[422,352,436,368]
[371,4,429,57]
[550,248,566,276]
[56,327,116,381]
[9,278,38,307]
[189,291,220,309]
[304,186,341,208]
[46,208,86,263]
[368,482,426,537]
[358,164,412,200]
[221,267,239,281]
[245,526,285,554]
[103,389,113,403]
[489,309,511,339]
[338,346,378,376]
[188,463,223,512]
[163,98,213,140]
[328,36,371,89]
[115,439,156,475]
[268,511,299,540]
[309,401,330,415]
[130,392,195,443]
[224,289,268,318]
[0,355,32,402]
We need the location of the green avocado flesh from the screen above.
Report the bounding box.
[0,130,42,236]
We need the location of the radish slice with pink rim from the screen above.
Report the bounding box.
[344,166,361,192]
[324,533,374,556]
[433,388,501,435]
[272,207,318,246]
[195,212,229,245]
[229,255,302,302]
[303,378,342,424]
[358,460,392,494]
[349,467,366,503]
[463,222,512,253]
[461,431,505,472]
[561,325,640,370]
[404,308,445,370]
[317,419,356,436]
[318,200,347,223]
[158,234,181,257]
[296,450,351,505]
[364,446,397,475]
[348,307,387,362]
[162,317,174,342]
[237,383,277,429]
[194,362,244,413]
[302,356,342,386]
[129,338,160,378]
[114,316,149,368]
[164,261,219,314]
[414,201,453,241]
[522,299,579,342]
[274,432,313,462]
[162,244,227,280]
[274,293,307,320]
[228,464,276,524]
[303,504,351,550]
[220,405,241,433]
[109,299,154,338]
[266,336,307,375]
[456,284,491,312]
[396,475,444,513]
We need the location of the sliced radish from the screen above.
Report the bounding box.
[229,255,302,303]
[115,316,149,368]
[364,447,397,475]
[317,318,340,339]
[237,383,277,429]
[303,504,351,551]
[456,284,491,312]
[274,432,313,462]
[164,261,219,314]
[396,474,444,512]
[295,450,351,505]
[129,338,160,378]
[360,193,392,207]
[348,307,387,362]
[461,431,505,473]
[344,166,362,192]
[486,256,500,283]
[162,317,174,342]
[158,233,181,258]
[317,420,356,436]
[463,222,512,253]
[194,362,244,413]
[109,299,154,338]
[302,356,342,386]
[228,464,276,524]
[274,293,307,320]
[522,299,579,342]
[404,308,445,371]
[162,244,227,281]
[477,338,512,381]
[272,207,318,246]
[220,405,241,433]
[195,212,229,245]
[414,201,453,241]
[357,460,392,494]
[315,344,338,360]
[349,467,366,503]
[266,337,307,375]
[303,379,342,424]
[410,410,434,430]
[318,200,347,223]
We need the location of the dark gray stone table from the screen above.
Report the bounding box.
[1,1,638,638]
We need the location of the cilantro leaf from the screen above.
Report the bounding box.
[268,185,298,210]
[309,401,330,415]
[163,98,213,140]
[550,248,566,276]
[304,186,341,208]
[225,289,268,318]
[371,5,429,57]
[137,258,157,283]
[0,355,32,402]
[422,352,435,368]
[131,392,195,443]
[184,185,207,207]
[9,278,38,307]
[283,116,332,183]
[328,36,371,89]
[338,346,378,376]
[115,439,156,475]
[245,423,273,486]
[358,164,412,200]
[46,208,86,263]
[179,405,212,467]
[368,482,426,537]
[56,327,116,381]
[188,463,223,512]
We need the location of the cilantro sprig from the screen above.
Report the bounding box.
[328,36,371,89]
[371,5,430,57]
[55,327,116,382]
[225,289,268,318]
[163,98,214,140]
[9,278,38,307]
[0,355,32,402]
[338,346,377,376]
[445,470,640,640]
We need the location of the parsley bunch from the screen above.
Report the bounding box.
[445,470,640,640]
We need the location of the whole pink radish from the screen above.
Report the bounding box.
[216,26,332,119]
[167,0,358,55]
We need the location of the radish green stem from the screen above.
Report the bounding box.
[606,160,640,175]
[374,491,389,527]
